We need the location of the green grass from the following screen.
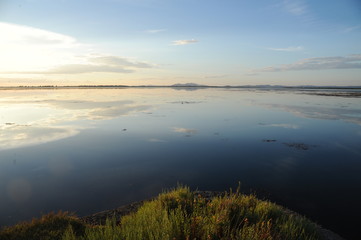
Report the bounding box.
[0,211,85,240]
[0,186,323,240]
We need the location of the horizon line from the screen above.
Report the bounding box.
[1,84,361,89]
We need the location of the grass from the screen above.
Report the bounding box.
[0,211,85,240]
[0,186,323,240]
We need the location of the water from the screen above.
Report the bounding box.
[0,87,360,239]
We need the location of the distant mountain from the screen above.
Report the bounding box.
[171,83,208,87]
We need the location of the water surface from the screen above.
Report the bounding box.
[0,88,360,239]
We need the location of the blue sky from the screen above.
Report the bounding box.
[0,0,360,86]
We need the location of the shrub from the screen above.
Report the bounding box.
[0,211,85,240]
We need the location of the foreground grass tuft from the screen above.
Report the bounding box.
[1,186,323,240]
[0,211,85,240]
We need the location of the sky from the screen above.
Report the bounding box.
[0,0,360,86]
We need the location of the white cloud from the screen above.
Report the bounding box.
[145,29,166,34]
[268,46,304,52]
[255,54,361,72]
[172,39,199,45]
[0,22,153,76]
[0,22,77,47]
[0,22,82,73]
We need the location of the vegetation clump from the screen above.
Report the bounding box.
[0,186,322,240]
[0,211,85,240]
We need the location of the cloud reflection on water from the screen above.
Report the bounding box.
[1,88,360,152]
[0,91,152,150]
[45,100,151,120]
[261,123,300,129]
[147,138,166,143]
[0,125,79,150]
[172,127,198,135]
[256,102,361,125]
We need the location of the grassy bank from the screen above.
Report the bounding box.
[0,186,323,240]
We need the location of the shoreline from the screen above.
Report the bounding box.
[0,85,361,90]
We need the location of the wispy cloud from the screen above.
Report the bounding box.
[343,25,361,33]
[145,29,166,34]
[203,74,229,79]
[90,56,153,68]
[254,54,361,72]
[268,46,304,52]
[5,55,154,75]
[41,64,133,74]
[283,0,307,16]
[281,0,316,24]
[172,39,199,45]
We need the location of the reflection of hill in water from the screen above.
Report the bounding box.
[304,91,361,97]
[170,83,209,91]
[171,87,208,91]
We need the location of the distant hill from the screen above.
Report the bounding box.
[171,83,208,87]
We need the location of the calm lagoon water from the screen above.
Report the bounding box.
[0,88,360,239]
